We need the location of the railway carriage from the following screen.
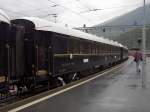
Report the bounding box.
[11,17,128,89]
[0,9,26,95]
[0,9,11,94]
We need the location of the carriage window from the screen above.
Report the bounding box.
[99,44,102,53]
[107,44,111,53]
[80,40,84,54]
[73,39,80,54]
[116,47,120,53]
[35,31,49,69]
[52,33,68,54]
[67,38,80,54]
[38,46,47,68]
[110,45,112,53]
[112,46,118,53]
[68,38,80,54]
[113,46,117,53]
[111,46,114,53]
[87,41,92,54]
[68,38,92,54]
[104,44,108,53]
[97,44,100,54]
[68,38,73,54]
[95,43,99,54]
[91,42,96,54]
[80,40,90,54]
[98,44,103,54]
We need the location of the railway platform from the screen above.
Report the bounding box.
[1,57,150,112]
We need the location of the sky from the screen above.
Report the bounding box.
[0,0,150,27]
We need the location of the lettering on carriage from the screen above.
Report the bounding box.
[0,76,5,83]
[83,59,89,63]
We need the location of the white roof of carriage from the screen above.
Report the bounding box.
[21,17,125,48]
[0,9,10,24]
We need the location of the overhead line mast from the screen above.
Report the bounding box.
[142,0,146,88]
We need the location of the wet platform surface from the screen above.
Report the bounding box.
[19,57,150,112]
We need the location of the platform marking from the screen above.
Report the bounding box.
[8,62,127,112]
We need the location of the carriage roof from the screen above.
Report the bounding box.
[0,9,10,24]
[20,17,126,48]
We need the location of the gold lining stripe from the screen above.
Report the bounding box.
[54,53,121,57]
[36,70,48,76]
[0,76,6,83]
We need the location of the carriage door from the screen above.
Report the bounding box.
[8,26,25,83]
[0,22,9,84]
[120,48,123,60]
[35,31,49,79]
[15,26,25,78]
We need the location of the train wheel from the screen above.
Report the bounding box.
[57,77,66,86]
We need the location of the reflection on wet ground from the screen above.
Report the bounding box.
[20,58,150,112]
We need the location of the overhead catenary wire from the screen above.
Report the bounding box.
[80,3,142,13]
[74,0,92,11]
[16,0,142,16]
[37,1,144,27]
[21,0,77,13]
[30,1,143,24]
[0,8,29,17]
[47,0,94,24]
[20,0,91,23]
[0,0,145,27]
